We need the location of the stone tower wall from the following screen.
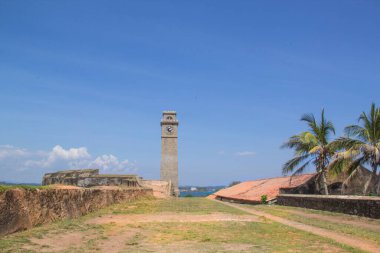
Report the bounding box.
[160,111,179,196]
[160,137,178,193]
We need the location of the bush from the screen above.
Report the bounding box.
[261,195,267,204]
[228,181,241,187]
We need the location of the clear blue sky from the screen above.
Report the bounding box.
[0,1,379,185]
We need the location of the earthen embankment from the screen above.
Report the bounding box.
[0,186,152,236]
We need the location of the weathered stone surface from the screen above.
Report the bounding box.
[160,111,179,196]
[0,187,152,236]
[140,180,171,198]
[42,169,141,188]
[277,194,380,218]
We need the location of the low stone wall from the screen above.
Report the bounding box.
[0,187,153,236]
[277,194,380,218]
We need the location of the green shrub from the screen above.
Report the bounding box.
[261,195,268,204]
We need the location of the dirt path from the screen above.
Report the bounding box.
[24,213,261,253]
[217,200,380,253]
[285,209,380,232]
[86,212,261,225]
[24,231,98,252]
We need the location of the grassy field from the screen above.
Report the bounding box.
[0,197,367,253]
[0,184,51,192]
[246,204,380,246]
[92,197,247,215]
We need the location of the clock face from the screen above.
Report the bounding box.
[166,126,173,133]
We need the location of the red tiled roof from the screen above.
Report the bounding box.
[209,174,316,203]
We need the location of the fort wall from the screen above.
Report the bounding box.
[42,169,141,188]
[277,194,380,218]
[0,187,153,237]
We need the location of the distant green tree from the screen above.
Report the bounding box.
[228,181,241,187]
[282,110,337,195]
[330,103,380,195]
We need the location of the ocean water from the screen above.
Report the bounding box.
[179,190,215,197]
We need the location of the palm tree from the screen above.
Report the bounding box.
[330,103,380,195]
[282,110,336,195]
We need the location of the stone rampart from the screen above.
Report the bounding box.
[42,169,141,188]
[277,194,380,218]
[0,187,153,237]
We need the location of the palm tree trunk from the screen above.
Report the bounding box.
[341,169,358,195]
[321,170,329,195]
[363,164,377,195]
[372,164,379,195]
[314,174,320,193]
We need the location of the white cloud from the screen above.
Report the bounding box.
[0,145,28,159]
[90,154,130,172]
[0,144,136,183]
[45,145,90,167]
[51,145,90,160]
[235,151,256,157]
[23,145,90,168]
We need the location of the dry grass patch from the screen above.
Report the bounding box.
[91,197,248,216]
[0,198,364,252]
[125,221,357,252]
[247,205,380,245]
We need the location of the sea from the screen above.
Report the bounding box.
[179,190,216,197]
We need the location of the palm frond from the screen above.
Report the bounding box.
[282,154,310,175]
[301,113,319,137]
[325,121,336,135]
[359,109,374,143]
[331,137,364,150]
[281,132,317,155]
[344,125,368,141]
[328,149,357,175]
[291,160,311,176]
[346,156,366,175]
[308,146,321,154]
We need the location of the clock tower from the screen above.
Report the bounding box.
[160,111,179,196]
